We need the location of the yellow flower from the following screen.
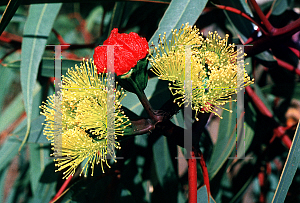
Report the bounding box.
[149,25,254,119]
[40,59,131,179]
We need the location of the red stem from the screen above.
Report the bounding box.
[270,125,292,148]
[245,86,273,118]
[246,86,292,148]
[188,150,197,203]
[248,0,275,34]
[198,151,210,203]
[288,47,300,59]
[275,57,300,77]
[52,28,68,45]
[258,170,266,203]
[273,18,300,36]
[214,4,268,35]
[49,175,73,203]
[244,29,259,45]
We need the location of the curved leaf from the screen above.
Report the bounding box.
[207,102,237,179]
[0,66,16,110]
[20,3,61,151]
[271,0,292,16]
[0,82,41,134]
[28,143,57,202]
[0,137,20,172]
[272,120,300,203]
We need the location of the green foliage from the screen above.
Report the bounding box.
[19,3,62,151]
[272,123,300,203]
[208,102,237,179]
[0,0,300,202]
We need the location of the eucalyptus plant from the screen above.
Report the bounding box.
[0,1,300,203]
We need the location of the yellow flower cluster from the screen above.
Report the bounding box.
[40,59,131,179]
[149,23,254,119]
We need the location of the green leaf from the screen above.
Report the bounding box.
[11,115,49,144]
[6,58,82,77]
[271,0,292,16]
[0,0,170,6]
[4,159,30,203]
[197,185,216,203]
[28,143,56,202]
[0,82,41,135]
[170,109,185,128]
[119,142,150,202]
[255,51,277,62]
[149,0,208,50]
[0,66,16,111]
[207,102,237,179]
[0,0,23,36]
[20,3,61,151]
[152,136,180,202]
[86,6,104,33]
[0,137,20,172]
[0,167,9,203]
[0,93,24,133]
[153,136,176,185]
[271,120,300,203]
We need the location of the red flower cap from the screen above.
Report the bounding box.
[93,28,149,76]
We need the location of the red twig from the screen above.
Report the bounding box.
[246,86,292,149]
[214,4,268,36]
[244,29,259,45]
[273,18,300,37]
[280,134,292,149]
[49,175,73,203]
[188,150,197,203]
[68,13,92,43]
[270,126,292,148]
[51,29,69,46]
[275,57,300,77]
[266,162,272,175]
[248,0,275,34]
[198,151,210,203]
[258,170,266,203]
[0,31,22,43]
[245,86,273,118]
[288,47,300,59]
